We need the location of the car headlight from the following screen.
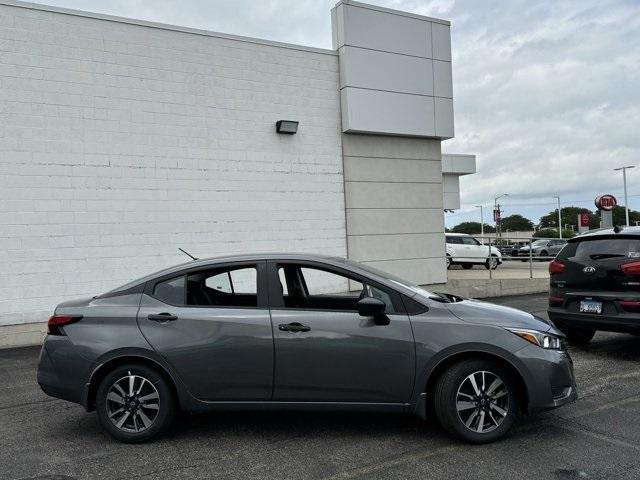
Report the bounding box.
[506,328,563,350]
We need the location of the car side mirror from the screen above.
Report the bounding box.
[357,297,389,325]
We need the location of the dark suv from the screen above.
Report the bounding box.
[548,227,640,344]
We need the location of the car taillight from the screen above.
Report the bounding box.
[549,295,564,306]
[621,261,640,275]
[549,260,566,275]
[47,314,82,334]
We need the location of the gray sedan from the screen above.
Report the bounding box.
[38,254,576,444]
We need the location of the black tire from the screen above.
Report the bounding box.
[539,250,548,262]
[485,255,499,270]
[462,264,474,270]
[559,326,595,345]
[96,363,175,443]
[446,256,452,269]
[434,360,517,444]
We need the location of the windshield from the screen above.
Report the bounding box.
[558,237,640,261]
[337,258,435,298]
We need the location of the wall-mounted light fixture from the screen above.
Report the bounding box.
[276,120,299,134]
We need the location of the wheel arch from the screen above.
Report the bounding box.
[84,351,184,412]
[416,349,530,418]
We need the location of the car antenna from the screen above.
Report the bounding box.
[178,248,198,261]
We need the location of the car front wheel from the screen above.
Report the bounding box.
[96,363,175,443]
[434,360,516,443]
[485,256,499,270]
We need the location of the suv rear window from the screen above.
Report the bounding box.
[558,237,640,261]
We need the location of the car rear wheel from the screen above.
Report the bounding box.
[96,363,175,443]
[559,326,595,345]
[434,360,516,443]
[446,255,452,269]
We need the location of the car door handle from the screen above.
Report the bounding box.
[147,312,178,322]
[278,322,311,332]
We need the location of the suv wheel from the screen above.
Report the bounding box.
[96,363,175,443]
[434,360,516,443]
[446,256,452,269]
[485,256,499,270]
[559,326,595,345]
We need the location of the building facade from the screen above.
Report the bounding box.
[0,0,474,344]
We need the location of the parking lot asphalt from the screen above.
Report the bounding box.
[2,293,640,480]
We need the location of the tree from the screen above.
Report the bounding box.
[539,207,597,230]
[533,228,576,239]
[594,205,640,227]
[451,222,495,235]
[500,214,534,231]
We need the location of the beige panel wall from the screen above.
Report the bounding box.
[342,134,446,285]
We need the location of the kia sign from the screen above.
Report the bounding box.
[595,194,617,212]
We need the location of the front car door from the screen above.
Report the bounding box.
[137,261,273,401]
[267,261,415,404]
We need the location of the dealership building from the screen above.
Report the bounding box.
[0,0,476,344]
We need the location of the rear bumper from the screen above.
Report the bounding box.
[548,309,640,334]
[37,336,87,406]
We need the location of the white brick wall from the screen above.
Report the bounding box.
[0,3,346,325]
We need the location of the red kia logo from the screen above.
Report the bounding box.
[595,194,617,211]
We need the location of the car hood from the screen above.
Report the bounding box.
[445,298,552,332]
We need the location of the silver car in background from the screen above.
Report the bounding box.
[38,254,576,444]
[519,239,568,260]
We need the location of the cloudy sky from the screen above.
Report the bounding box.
[36,0,640,227]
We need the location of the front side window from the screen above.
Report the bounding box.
[277,264,395,312]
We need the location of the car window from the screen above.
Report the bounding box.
[153,276,185,305]
[277,264,395,312]
[187,266,258,307]
[446,236,462,244]
[558,238,640,261]
[461,236,479,245]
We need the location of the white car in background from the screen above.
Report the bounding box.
[445,233,502,270]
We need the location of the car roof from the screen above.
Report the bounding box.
[446,233,471,236]
[102,253,420,298]
[570,226,640,242]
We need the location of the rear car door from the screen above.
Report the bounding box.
[446,235,466,261]
[137,261,273,401]
[267,261,415,403]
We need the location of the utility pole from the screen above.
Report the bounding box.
[614,166,635,227]
[553,195,562,239]
[475,205,484,240]
[494,194,508,239]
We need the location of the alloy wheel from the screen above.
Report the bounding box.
[455,370,509,434]
[105,372,160,433]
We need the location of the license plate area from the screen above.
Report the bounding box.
[580,299,602,314]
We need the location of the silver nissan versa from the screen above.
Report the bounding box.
[37,254,576,443]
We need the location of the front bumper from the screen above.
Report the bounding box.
[515,343,578,413]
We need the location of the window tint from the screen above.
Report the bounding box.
[187,266,258,307]
[461,236,479,245]
[558,238,640,261]
[153,276,185,305]
[446,236,462,244]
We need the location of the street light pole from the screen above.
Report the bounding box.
[614,166,635,227]
[475,205,484,239]
[553,195,562,239]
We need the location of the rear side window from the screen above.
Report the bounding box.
[558,238,640,261]
[187,266,258,307]
[153,276,185,305]
[446,236,462,244]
